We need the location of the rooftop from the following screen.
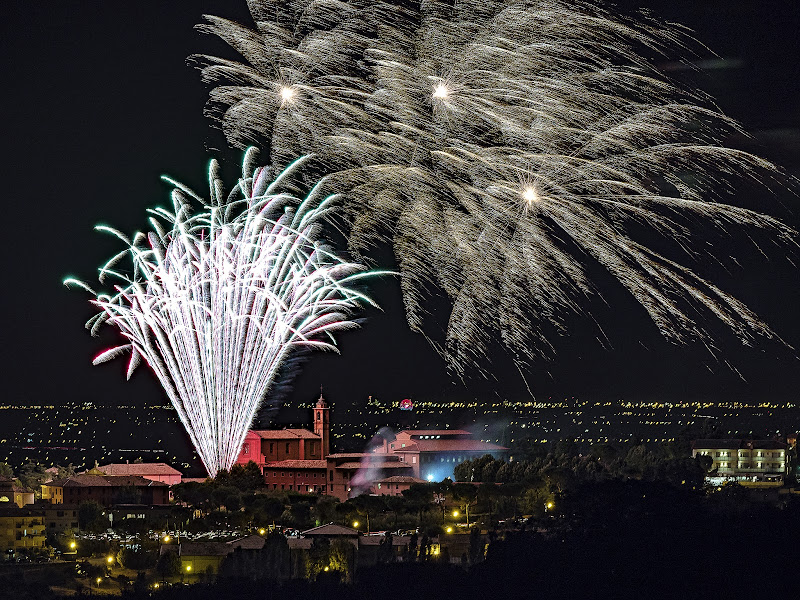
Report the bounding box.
[95,463,182,477]
[692,439,787,451]
[302,523,360,537]
[264,460,327,469]
[251,429,320,440]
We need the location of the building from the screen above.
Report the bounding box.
[372,475,427,497]
[41,504,80,534]
[262,460,327,494]
[234,395,330,470]
[90,463,182,485]
[176,535,266,576]
[372,429,508,481]
[42,474,170,506]
[0,477,34,508]
[325,453,415,501]
[692,439,787,482]
[0,506,46,555]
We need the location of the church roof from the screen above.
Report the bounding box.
[251,429,320,440]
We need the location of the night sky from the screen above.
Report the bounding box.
[2,0,799,424]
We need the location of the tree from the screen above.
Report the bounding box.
[452,484,478,527]
[348,493,386,533]
[0,463,13,479]
[402,484,433,526]
[17,462,48,494]
[78,501,105,532]
[156,551,182,580]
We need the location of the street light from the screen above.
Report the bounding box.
[69,541,76,550]
[258,528,266,535]
[452,510,460,518]
[107,555,114,565]
[352,521,359,528]
[446,527,453,534]
[163,534,171,543]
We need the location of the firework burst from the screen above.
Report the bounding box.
[194,0,796,382]
[66,151,380,476]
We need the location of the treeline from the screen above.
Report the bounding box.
[455,438,711,489]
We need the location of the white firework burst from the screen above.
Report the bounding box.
[193,0,796,381]
[66,151,380,476]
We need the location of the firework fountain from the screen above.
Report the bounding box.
[194,0,796,382]
[66,152,380,476]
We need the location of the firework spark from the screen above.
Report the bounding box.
[66,151,380,476]
[194,0,796,381]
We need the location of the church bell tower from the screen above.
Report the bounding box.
[313,393,330,458]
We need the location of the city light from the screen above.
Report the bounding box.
[186,565,192,572]
[107,556,114,564]
[324,566,330,572]
[446,527,453,533]
[163,535,170,543]
[259,528,266,535]
[452,510,459,518]
[352,521,359,528]
[69,541,76,549]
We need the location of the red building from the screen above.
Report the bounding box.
[372,429,508,481]
[235,396,419,500]
[235,395,330,469]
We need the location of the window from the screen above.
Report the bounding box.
[317,413,321,421]
[270,443,274,454]
[329,470,334,481]
[412,456,417,464]
[243,444,249,455]
[281,472,285,477]
[273,472,277,477]
[286,443,291,453]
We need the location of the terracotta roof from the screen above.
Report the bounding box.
[302,523,360,537]
[394,439,507,452]
[95,463,182,477]
[336,461,413,470]
[326,453,373,459]
[264,460,327,469]
[251,429,320,439]
[692,439,787,450]
[375,476,426,484]
[48,475,168,488]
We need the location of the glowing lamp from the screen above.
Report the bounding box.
[452,510,459,518]
[259,528,266,535]
[446,527,453,533]
[352,521,359,528]
[186,565,192,572]
[107,556,114,564]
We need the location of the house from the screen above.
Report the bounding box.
[325,453,415,501]
[0,506,46,555]
[90,463,182,485]
[692,439,787,482]
[372,429,508,481]
[262,460,327,493]
[371,475,427,496]
[176,535,267,576]
[0,477,34,508]
[41,503,79,534]
[42,474,170,506]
